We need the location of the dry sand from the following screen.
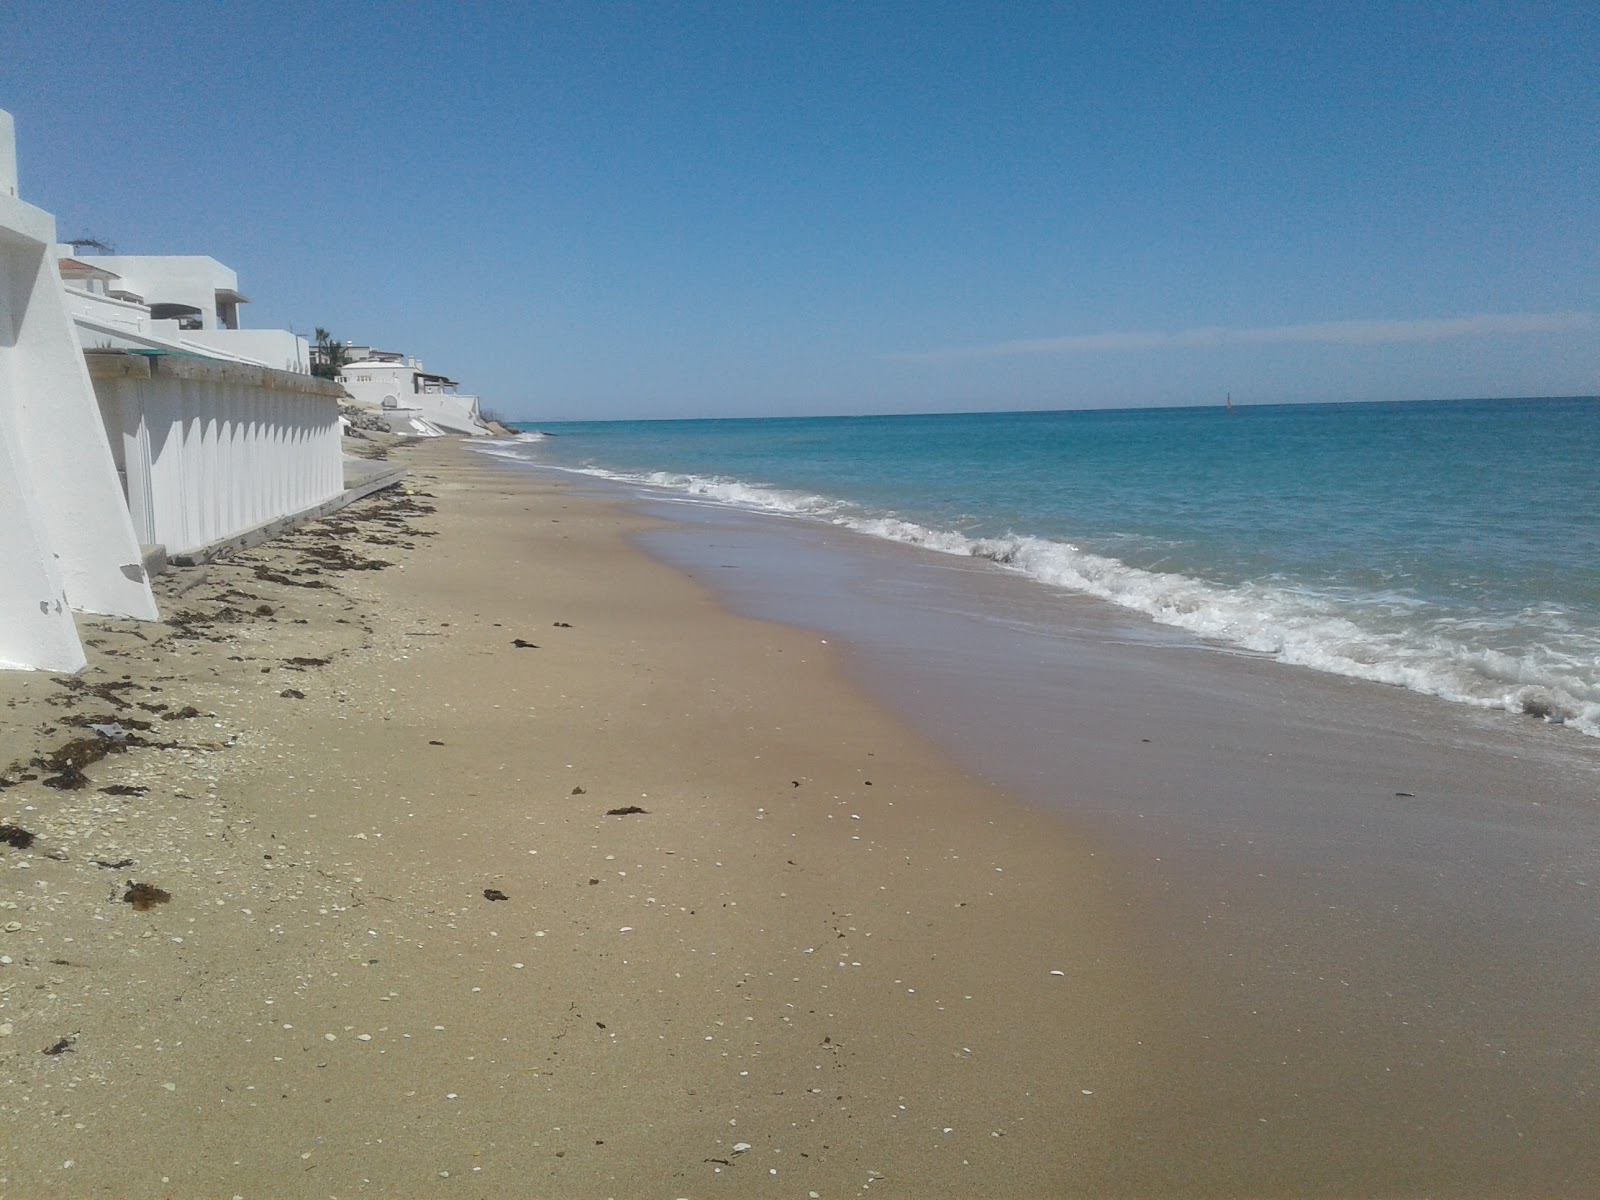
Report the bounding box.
[0,439,1152,1197]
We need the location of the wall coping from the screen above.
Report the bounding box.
[84,348,347,398]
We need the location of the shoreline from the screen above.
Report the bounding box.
[501,446,1600,1195]
[502,397,1600,742]
[4,434,1597,1196]
[1,438,1148,1197]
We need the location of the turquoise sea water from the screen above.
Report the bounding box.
[487,397,1600,736]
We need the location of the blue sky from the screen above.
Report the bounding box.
[7,1,1596,419]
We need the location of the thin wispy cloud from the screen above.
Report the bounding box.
[888,312,1597,364]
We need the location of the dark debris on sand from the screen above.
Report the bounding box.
[122,882,172,911]
[0,823,36,849]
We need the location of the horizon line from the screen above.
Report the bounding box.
[887,312,1598,364]
[510,393,1599,424]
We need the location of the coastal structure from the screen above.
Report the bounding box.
[0,108,391,670]
[337,348,491,436]
[0,110,160,670]
[84,349,347,560]
[54,252,347,558]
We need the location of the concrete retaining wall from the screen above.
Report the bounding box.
[87,351,346,557]
[1,110,161,670]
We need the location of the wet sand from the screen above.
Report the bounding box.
[0,438,1146,1197]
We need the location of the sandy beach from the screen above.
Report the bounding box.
[9,9,1595,1194]
[0,438,1151,1197]
[6,434,1599,1198]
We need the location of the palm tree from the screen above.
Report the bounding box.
[311,328,347,380]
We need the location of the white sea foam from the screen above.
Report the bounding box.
[475,445,1600,738]
[474,432,545,455]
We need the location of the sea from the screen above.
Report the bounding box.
[482,396,1600,738]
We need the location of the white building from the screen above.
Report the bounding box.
[61,252,309,373]
[74,253,246,329]
[337,349,491,436]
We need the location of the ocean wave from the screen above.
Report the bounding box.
[475,432,545,453]
[478,447,1600,737]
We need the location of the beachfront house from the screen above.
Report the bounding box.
[336,349,492,436]
[60,251,310,374]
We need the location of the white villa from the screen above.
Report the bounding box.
[336,348,491,436]
[59,251,310,373]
